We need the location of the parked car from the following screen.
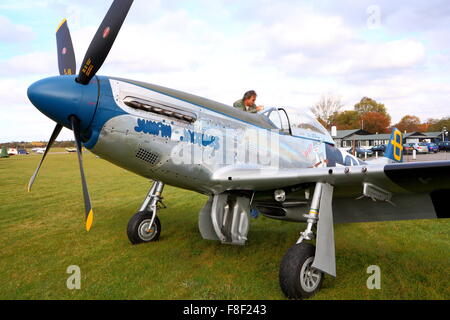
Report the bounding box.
[416,143,429,153]
[409,143,428,154]
[347,147,374,158]
[403,144,414,155]
[438,141,450,151]
[7,148,18,155]
[17,149,29,155]
[371,144,386,155]
[423,142,438,153]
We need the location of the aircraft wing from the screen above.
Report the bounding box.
[211,161,450,223]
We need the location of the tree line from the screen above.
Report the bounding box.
[311,94,450,134]
[0,140,76,148]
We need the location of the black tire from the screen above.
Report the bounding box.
[127,211,161,244]
[279,243,324,299]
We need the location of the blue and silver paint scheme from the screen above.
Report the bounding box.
[27,74,450,225]
[79,76,362,194]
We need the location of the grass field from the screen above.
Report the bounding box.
[0,152,449,299]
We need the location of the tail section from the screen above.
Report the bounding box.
[384,127,403,163]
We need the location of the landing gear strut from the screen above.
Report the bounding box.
[127,180,165,244]
[279,182,335,299]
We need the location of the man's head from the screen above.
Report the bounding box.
[243,90,257,107]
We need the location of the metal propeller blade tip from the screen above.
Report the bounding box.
[70,116,94,231]
[86,209,94,232]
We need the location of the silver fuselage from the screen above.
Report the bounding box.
[86,77,357,195]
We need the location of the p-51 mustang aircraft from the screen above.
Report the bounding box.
[27,0,449,299]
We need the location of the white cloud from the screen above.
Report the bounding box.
[0,52,54,76]
[0,15,35,43]
[264,9,354,54]
[361,39,426,70]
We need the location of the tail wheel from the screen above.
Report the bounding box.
[279,243,324,299]
[127,211,161,244]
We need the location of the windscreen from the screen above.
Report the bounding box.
[260,107,335,143]
[287,108,334,143]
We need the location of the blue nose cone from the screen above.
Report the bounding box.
[27,75,99,131]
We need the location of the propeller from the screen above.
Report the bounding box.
[76,0,134,85]
[27,124,63,192]
[56,19,76,75]
[70,116,94,231]
[28,0,134,231]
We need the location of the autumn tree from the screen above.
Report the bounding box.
[426,118,439,131]
[360,112,391,133]
[426,117,450,132]
[331,110,360,130]
[417,122,429,132]
[321,96,392,132]
[394,115,424,132]
[354,97,387,116]
[310,93,343,129]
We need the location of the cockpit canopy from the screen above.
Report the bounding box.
[261,107,334,144]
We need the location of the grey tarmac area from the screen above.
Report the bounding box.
[403,151,450,162]
[362,150,450,162]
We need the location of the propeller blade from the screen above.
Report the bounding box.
[56,19,76,76]
[28,124,63,192]
[76,0,134,84]
[70,116,94,231]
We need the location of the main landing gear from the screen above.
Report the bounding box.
[279,182,335,299]
[127,180,165,244]
[279,243,323,299]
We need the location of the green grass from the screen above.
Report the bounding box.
[0,153,449,299]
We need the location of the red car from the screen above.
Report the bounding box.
[403,144,414,155]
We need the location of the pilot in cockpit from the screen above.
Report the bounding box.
[233,90,264,113]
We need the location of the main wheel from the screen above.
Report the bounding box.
[279,243,324,299]
[127,211,161,244]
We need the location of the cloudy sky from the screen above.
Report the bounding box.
[1,0,449,142]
